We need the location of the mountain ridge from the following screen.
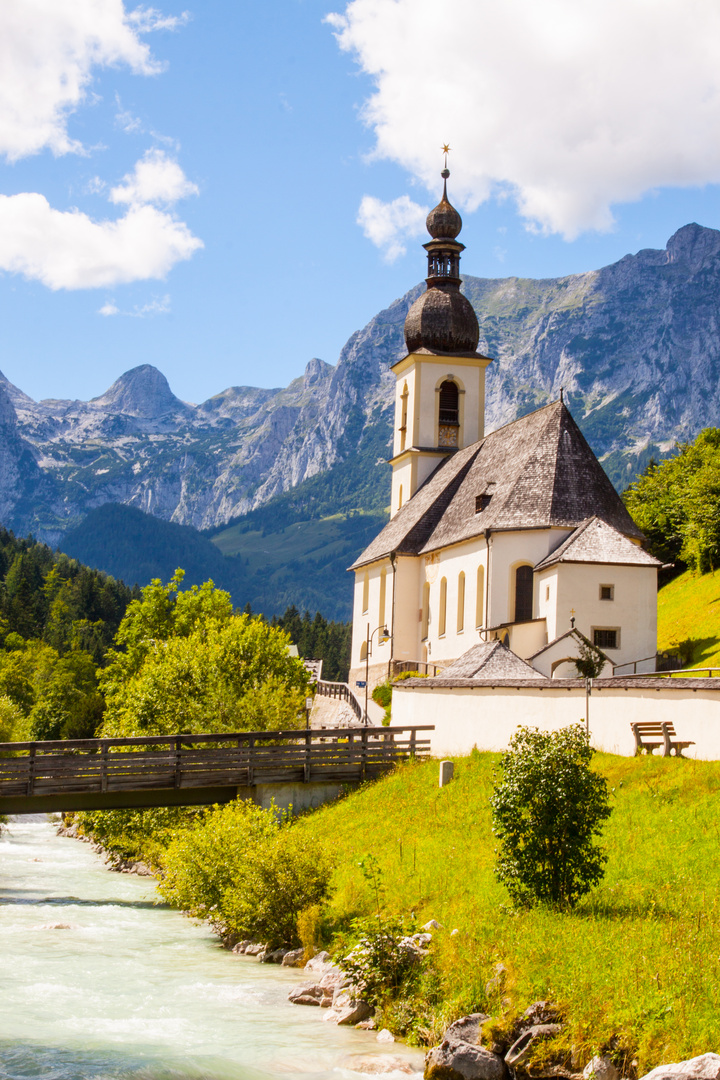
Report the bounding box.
[4,222,720,544]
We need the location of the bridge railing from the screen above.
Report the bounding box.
[315,680,366,724]
[0,725,434,801]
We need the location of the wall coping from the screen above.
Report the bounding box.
[394,677,720,692]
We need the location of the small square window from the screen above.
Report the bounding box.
[600,584,614,601]
[594,628,619,650]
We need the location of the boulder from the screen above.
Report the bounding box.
[377,1029,396,1043]
[324,989,373,1026]
[305,950,331,971]
[583,1057,620,1080]
[444,1014,488,1047]
[288,983,324,1006]
[319,965,350,991]
[425,1041,507,1080]
[232,940,253,955]
[505,1024,563,1069]
[640,1055,720,1080]
[260,947,289,964]
[243,943,265,956]
[423,919,443,931]
[281,948,306,967]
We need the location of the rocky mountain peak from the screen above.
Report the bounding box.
[303,358,332,388]
[91,364,190,419]
[666,223,720,268]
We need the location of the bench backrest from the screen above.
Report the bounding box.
[631,721,677,737]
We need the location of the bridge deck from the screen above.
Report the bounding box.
[0,726,433,814]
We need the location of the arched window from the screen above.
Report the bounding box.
[475,565,485,628]
[438,381,459,426]
[379,568,387,628]
[514,565,534,623]
[362,571,369,614]
[400,383,409,451]
[457,571,465,633]
[398,485,403,510]
[439,577,447,637]
[421,581,430,640]
[359,640,368,662]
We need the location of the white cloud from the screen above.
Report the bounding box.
[127,7,190,33]
[0,194,202,290]
[357,194,428,261]
[110,148,199,206]
[329,0,720,238]
[0,1,174,162]
[99,292,170,316]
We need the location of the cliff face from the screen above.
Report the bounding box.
[5,223,720,543]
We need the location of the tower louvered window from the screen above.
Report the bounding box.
[438,381,459,425]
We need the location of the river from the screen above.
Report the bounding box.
[0,817,423,1080]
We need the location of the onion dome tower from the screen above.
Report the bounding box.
[389,156,493,518]
[404,167,480,354]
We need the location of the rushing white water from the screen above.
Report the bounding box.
[0,817,423,1080]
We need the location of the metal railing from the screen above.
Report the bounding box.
[315,680,366,724]
[612,651,683,676]
[391,660,440,677]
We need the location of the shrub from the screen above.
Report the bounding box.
[159,799,333,946]
[490,725,612,908]
[372,682,393,708]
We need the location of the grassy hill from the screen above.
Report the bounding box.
[294,752,720,1072]
[657,569,720,668]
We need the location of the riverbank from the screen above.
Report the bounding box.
[73,752,720,1076]
[0,816,424,1079]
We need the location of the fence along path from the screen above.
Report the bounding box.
[0,726,433,814]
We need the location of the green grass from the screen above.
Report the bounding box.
[657,569,720,668]
[295,752,720,1072]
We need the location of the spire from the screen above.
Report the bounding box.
[403,151,480,355]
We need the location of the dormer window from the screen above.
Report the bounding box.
[475,482,496,514]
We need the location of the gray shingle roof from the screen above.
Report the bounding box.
[440,641,544,680]
[351,400,644,569]
[534,516,662,571]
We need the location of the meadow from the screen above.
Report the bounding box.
[292,751,720,1072]
[657,568,720,668]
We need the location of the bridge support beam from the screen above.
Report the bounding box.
[0,780,355,817]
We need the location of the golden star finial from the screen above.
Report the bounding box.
[442,144,451,154]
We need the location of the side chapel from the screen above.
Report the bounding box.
[349,167,661,690]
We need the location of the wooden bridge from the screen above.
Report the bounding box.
[0,725,433,815]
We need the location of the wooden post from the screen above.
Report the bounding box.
[27,745,36,796]
[248,736,255,785]
[304,729,311,783]
[101,741,108,792]
[174,736,182,789]
[409,727,417,759]
[361,728,367,782]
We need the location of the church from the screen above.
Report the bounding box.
[349,167,662,693]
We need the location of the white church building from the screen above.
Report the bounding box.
[349,167,662,694]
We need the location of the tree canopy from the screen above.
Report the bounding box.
[624,428,720,573]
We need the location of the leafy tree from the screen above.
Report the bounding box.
[490,725,612,908]
[159,800,333,945]
[624,428,720,573]
[574,634,608,678]
[99,575,309,738]
[28,650,104,741]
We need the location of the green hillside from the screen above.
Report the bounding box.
[657,569,720,669]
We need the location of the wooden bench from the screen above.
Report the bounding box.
[631,721,695,757]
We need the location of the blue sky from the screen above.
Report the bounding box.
[2,0,720,405]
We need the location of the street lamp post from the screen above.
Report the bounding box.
[365,623,389,724]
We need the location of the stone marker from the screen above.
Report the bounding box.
[439,760,455,787]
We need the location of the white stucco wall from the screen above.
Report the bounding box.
[537,562,658,672]
[488,530,571,626]
[392,681,720,759]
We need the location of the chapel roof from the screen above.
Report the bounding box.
[351,399,644,569]
[439,640,543,680]
[534,515,662,571]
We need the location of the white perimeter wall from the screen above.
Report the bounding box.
[392,682,720,759]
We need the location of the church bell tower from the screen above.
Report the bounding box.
[389,161,492,518]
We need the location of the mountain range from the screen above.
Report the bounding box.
[3,222,720,616]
